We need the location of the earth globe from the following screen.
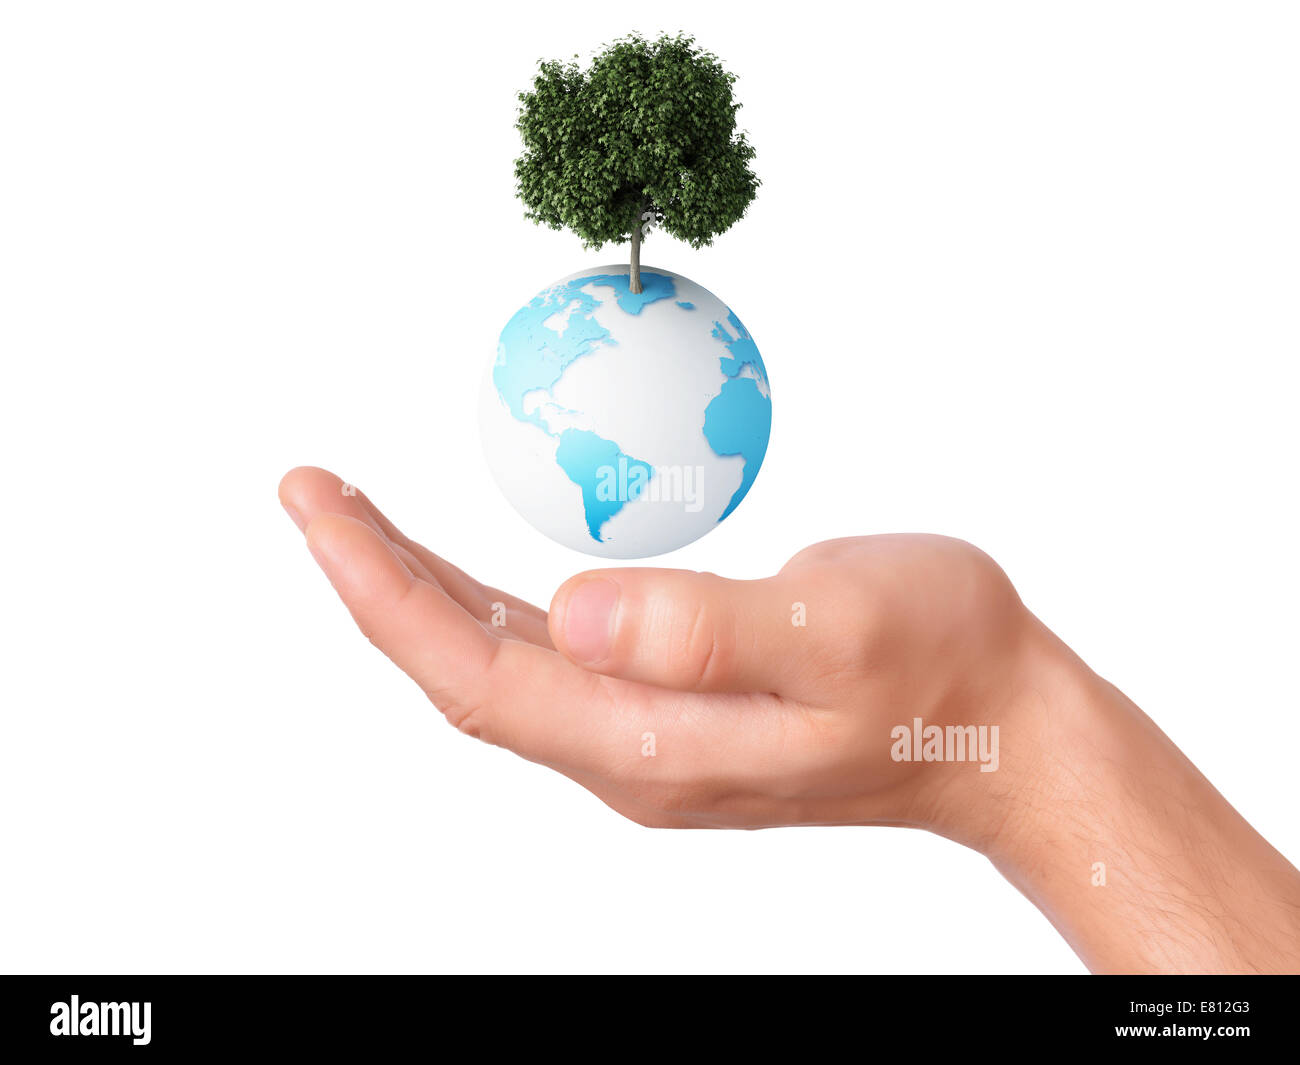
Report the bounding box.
[480,265,772,558]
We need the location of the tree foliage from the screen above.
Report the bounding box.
[515,34,759,269]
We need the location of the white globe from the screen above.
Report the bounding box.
[480,264,772,558]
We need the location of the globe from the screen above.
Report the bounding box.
[480,265,772,558]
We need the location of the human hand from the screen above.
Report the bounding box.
[278,467,1041,839]
[279,466,1300,972]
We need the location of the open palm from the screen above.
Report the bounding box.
[280,466,1032,842]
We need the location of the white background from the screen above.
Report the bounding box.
[1,2,1297,974]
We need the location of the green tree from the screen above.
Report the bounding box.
[515,33,759,295]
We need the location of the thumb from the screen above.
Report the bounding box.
[549,568,792,693]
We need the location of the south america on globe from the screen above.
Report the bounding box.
[480,264,771,558]
[486,34,765,556]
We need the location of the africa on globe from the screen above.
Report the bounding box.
[480,265,771,558]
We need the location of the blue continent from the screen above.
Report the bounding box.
[582,271,676,314]
[554,429,654,542]
[711,310,769,382]
[703,378,771,521]
[702,310,772,521]
[493,271,678,431]
[493,278,612,430]
[494,271,678,542]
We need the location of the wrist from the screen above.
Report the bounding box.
[910,610,1088,857]
[927,611,1300,973]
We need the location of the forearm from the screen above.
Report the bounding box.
[960,620,1300,973]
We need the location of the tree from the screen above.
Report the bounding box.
[515,33,759,295]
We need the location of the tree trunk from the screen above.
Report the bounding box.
[629,219,642,295]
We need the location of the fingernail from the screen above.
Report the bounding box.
[562,578,619,664]
[282,501,306,532]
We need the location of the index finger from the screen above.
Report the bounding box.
[302,513,642,774]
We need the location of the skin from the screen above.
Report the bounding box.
[279,466,1300,974]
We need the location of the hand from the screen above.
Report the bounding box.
[277,466,1034,839]
[279,466,1300,973]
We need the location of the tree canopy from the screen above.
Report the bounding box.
[515,33,759,293]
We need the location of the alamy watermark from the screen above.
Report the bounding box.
[595,458,705,513]
[890,717,999,773]
[50,996,151,1045]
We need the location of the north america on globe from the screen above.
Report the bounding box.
[480,266,772,558]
